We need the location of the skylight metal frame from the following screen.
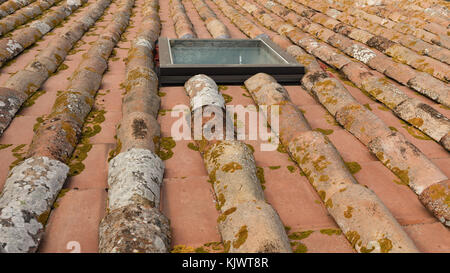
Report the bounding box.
[157,37,305,85]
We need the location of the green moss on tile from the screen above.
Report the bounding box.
[9,144,27,170]
[187,142,199,151]
[222,93,232,103]
[245,143,255,153]
[256,166,266,190]
[363,103,372,110]
[0,144,12,150]
[288,230,314,240]
[22,90,46,108]
[158,137,176,160]
[292,242,308,253]
[287,165,296,173]
[320,228,342,236]
[314,127,334,135]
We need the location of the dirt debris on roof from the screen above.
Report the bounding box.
[0,0,448,253]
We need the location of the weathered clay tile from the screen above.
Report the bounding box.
[0,0,87,67]
[245,73,418,253]
[192,0,230,38]
[248,0,450,146]
[224,0,449,228]
[170,0,197,38]
[280,0,450,93]
[393,98,450,143]
[0,0,62,37]
[419,180,450,227]
[0,0,106,137]
[185,74,292,253]
[0,0,36,20]
[97,0,171,253]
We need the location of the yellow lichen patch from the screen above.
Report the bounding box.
[345,161,362,174]
[375,151,384,161]
[400,121,432,140]
[312,155,330,172]
[360,245,375,253]
[216,192,226,210]
[217,207,237,223]
[344,206,353,218]
[378,237,393,253]
[319,174,329,181]
[223,240,231,253]
[318,190,326,201]
[221,162,242,173]
[391,166,410,186]
[232,225,248,249]
[207,167,217,185]
[325,198,333,208]
[425,184,449,205]
[294,54,316,66]
[346,230,361,248]
[408,117,424,127]
[300,152,311,165]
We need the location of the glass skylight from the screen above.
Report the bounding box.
[158,37,304,85]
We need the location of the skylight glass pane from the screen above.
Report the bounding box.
[158,38,304,85]
[171,43,285,65]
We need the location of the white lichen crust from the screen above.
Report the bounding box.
[0,157,69,253]
[108,149,164,210]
